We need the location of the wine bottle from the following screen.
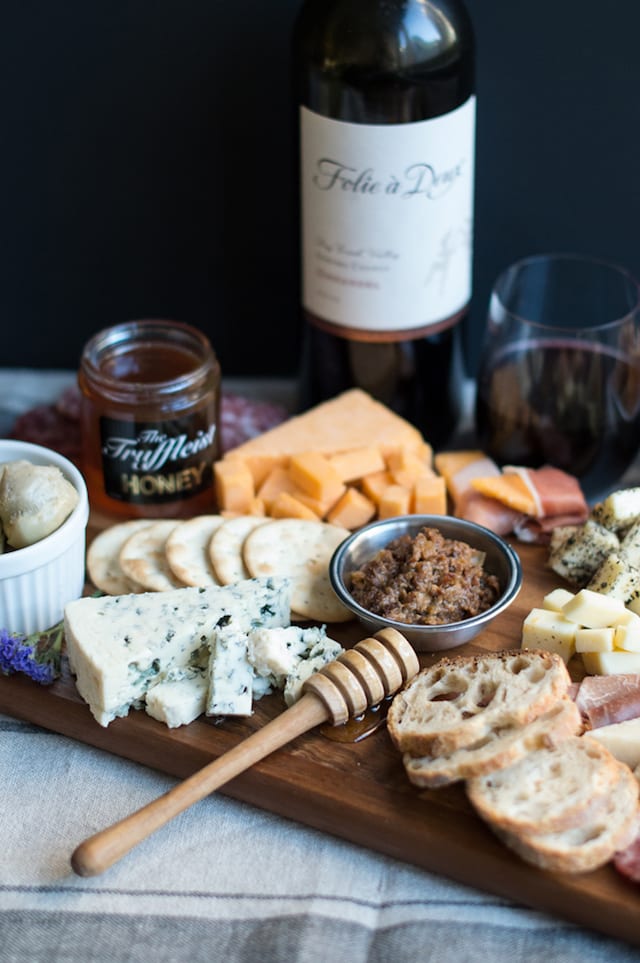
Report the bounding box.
[293,0,475,447]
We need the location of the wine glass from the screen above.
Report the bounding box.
[475,254,640,501]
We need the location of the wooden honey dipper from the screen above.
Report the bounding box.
[71,627,419,877]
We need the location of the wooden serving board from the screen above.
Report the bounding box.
[2,539,640,947]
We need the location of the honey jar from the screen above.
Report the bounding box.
[78,319,221,520]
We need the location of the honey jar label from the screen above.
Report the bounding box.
[99,413,218,504]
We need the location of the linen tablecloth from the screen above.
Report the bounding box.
[1,369,640,963]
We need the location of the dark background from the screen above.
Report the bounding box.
[3,1,640,379]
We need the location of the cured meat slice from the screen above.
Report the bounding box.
[10,386,290,460]
[10,398,82,465]
[573,674,640,729]
[219,393,289,453]
[443,455,522,535]
[455,489,523,537]
[509,465,589,522]
[614,827,640,883]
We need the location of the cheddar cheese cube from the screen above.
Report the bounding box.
[256,466,299,511]
[270,491,320,521]
[328,447,385,483]
[288,451,346,505]
[378,484,411,519]
[360,470,395,505]
[214,460,255,513]
[327,487,376,530]
[386,448,434,488]
[412,475,447,515]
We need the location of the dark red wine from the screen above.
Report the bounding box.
[475,338,640,498]
[293,0,475,448]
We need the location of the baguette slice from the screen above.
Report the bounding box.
[492,761,639,874]
[404,698,581,789]
[466,735,620,835]
[387,650,571,757]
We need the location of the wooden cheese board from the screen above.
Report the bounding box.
[1,534,640,947]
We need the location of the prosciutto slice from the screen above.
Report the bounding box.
[507,465,589,544]
[573,674,640,729]
[614,828,640,884]
[455,489,523,536]
[450,456,524,535]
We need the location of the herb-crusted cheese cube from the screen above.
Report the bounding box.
[64,577,291,727]
[206,626,253,717]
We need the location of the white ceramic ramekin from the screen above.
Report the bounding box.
[0,440,89,635]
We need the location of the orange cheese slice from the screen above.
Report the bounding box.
[470,473,538,516]
[222,389,425,462]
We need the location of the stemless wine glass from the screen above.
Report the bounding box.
[475,254,640,501]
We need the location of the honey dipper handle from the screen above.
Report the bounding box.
[71,691,329,878]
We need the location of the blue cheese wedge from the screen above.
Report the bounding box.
[206,626,254,717]
[64,577,291,726]
[283,636,344,706]
[247,624,328,687]
[145,666,208,728]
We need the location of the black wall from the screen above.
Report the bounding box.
[4,1,640,378]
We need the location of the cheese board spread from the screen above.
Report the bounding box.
[4,387,640,948]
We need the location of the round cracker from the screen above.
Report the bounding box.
[86,519,154,594]
[208,515,271,585]
[165,515,226,588]
[242,519,353,622]
[119,519,185,592]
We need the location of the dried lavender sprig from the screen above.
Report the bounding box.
[0,621,64,685]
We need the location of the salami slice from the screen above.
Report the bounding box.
[219,393,289,453]
[9,386,290,461]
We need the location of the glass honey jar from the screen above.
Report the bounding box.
[78,319,221,521]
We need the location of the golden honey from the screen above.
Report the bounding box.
[78,319,220,520]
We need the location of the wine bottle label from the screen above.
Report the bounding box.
[300,97,476,338]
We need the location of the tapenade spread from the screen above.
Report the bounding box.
[349,526,500,625]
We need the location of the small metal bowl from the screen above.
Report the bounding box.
[329,514,522,652]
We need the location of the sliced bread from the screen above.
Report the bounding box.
[387,649,571,757]
[403,697,581,789]
[466,735,621,835]
[492,761,639,873]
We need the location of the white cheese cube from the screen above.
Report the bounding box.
[582,649,640,675]
[614,617,640,652]
[574,627,615,653]
[521,608,577,664]
[145,668,208,728]
[562,588,627,628]
[542,588,575,612]
[584,718,640,769]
